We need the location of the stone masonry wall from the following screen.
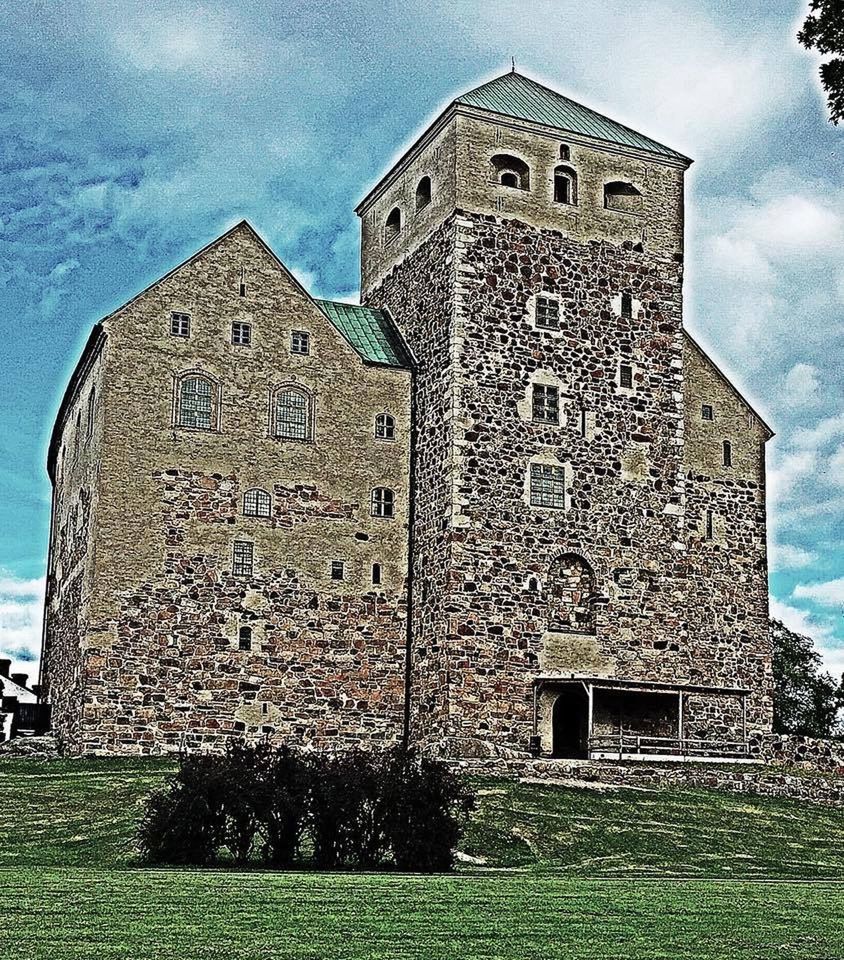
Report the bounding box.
[683,337,772,731]
[364,216,459,745]
[47,223,412,754]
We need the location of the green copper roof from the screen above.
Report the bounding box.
[456,71,689,163]
[315,299,412,369]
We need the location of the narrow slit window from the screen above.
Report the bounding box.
[232,322,252,346]
[706,509,714,541]
[238,626,252,651]
[619,363,633,389]
[239,267,246,297]
[86,388,96,440]
[371,487,395,519]
[723,440,732,467]
[372,563,382,585]
[232,541,254,577]
[580,407,587,438]
[621,292,633,318]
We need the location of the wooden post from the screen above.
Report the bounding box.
[678,691,684,747]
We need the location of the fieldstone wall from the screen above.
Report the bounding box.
[44,223,412,754]
[454,756,844,807]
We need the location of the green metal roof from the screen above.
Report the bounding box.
[315,299,412,369]
[456,71,689,163]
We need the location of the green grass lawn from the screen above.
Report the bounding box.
[3,757,844,958]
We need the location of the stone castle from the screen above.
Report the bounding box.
[40,71,773,759]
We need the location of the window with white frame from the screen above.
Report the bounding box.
[535,296,560,330]
[170,312,190,337]
[272,387,311,441]
[291,330,310,355]
[375,413,395,440]
[532,384,559,424]
[231,321,252,346]
[243,488,271,518]
[232,541,254,577]
[177,374,217,430]
[371,487,395,518]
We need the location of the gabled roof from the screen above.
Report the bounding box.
[684,331,774,440]
[456,71,690,163]
[315,300,412,369]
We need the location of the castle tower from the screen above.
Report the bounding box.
[358,71,772,758]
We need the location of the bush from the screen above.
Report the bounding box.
[382,747,475,872]
[137,741,475,872]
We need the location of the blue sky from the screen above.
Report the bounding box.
[1,0,842,679]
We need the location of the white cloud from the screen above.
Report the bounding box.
[793,414,844,450]
[0,572,44,679]
[768,542,818,571]
[783,362,820,404]
[770,597,834,641]
[793,577,844,608]
[767,447,818,506]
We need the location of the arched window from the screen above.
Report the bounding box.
[415,176,432,210]
[371,487,395,518]
[176,373,217,430]
[375,413,395,440]
[547,553,597,634]
[490,154,531,190]
[239,625,252,651]
[86,388,96,440]
[604,181,643,214]
[272,386,311,441]
[385,207,402,242]
[553,165,577,205]
[243,488,272,518]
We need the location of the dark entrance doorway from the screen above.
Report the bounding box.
[552,686,589,759]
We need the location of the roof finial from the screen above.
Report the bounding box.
[511,57,516,73]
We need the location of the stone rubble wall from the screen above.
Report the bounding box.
[453,754,844,807]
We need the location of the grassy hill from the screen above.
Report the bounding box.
[2,756,844,958]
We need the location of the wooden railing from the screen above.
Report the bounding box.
[588,733,751,760]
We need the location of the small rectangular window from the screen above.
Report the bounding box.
[372,563,382,585]
[702,404,714,421]
[619,363,633,389]
[531,384,559,424]
[171,312,190,337]
[238,625,252,651]
[529,463,566,509]
[535,296,560,330]
[232,322,252,346]
[331,560,344,581]
[291,330,310,355]
[232,541,254,577]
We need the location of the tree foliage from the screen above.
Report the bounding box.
[771,618,842,737]
[798,0,844,124]
[137,742,475,872]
